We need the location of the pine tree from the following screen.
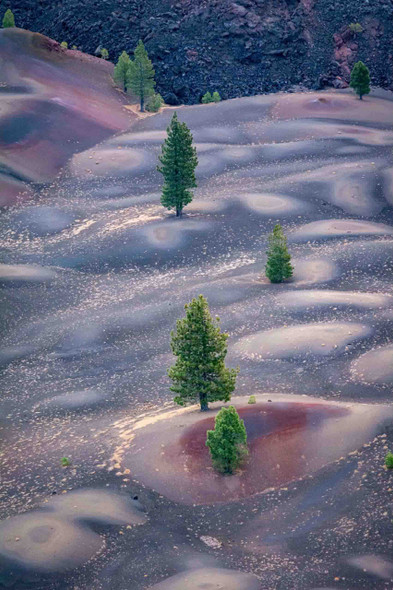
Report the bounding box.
[169,295,238,411]
[2,9,15,28]
[212,91,221,102]
[126,40,155,111]
[350,61,370,100]
[100,48,109,60]
[113,51,131,92]
[206,406,248,474]
[158,112,198,217]
[202,91,213,104]
[265,224,294,283]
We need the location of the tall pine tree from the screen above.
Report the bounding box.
[169,295,238,411]
[2,9,15,28]
[265,224,293,283]
[126,40,155,112]
[206,406,248,474]
[350,61,370,100]
[113,51,131,92]
[158,112,198,217]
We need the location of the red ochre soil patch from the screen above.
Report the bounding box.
[122,398,392,505]
[169,403,347,503]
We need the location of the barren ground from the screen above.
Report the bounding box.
[1,81,393,589]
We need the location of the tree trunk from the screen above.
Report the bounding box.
[359,94,363,100]
[176,207,182,217]
[200,393,208,411]
[140,95,145,112]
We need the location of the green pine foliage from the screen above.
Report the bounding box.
[100,48,109,60]
[168,295,238,411]
[385,452,393,469]
[206,406,248,474]
[127,40,156,111]
[248,395,256,404]
[60,41,68,49]
[2,9,15,28]
[158,112,198,216]
[265,224,294,283]
[114,51,131,92]
[202,91,221,104]
[350,61,370,100]
[202,91,213,104]
[146,92,163,112]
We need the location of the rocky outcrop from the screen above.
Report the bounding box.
[12,0,393,104]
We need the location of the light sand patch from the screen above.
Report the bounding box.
[0,264,56,283]
[0,513,102,571]
[148,567,261,589]
[235,322,372,359]
[347,555,393,580]
[70,147,149,178]
[241,193,309,215]
[332,172,381,216]
[276,290,391,311]
[292,258,338,285]
[351,345,393,385]
[45,489,146,526]
[179,199,225,213]
[39,389,107,410]
[12,206,75,236]
[143,219,211,248]
[291,219,393,242]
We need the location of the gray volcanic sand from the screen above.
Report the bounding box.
[148,567,261,589]
[351,345,393,385]
[1,88,393,590]
[38,388,109,412]
[235,322,372,359]
[0,513,103,571]
[240,192,310,215]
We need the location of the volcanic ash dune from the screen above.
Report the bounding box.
[235,322,372,360]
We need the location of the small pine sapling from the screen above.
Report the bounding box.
[2,9,15,28]
[202,91,213,104]
[265,224,294,283]
[206,406,248,474]
[350,61,370,100]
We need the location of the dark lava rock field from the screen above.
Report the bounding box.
[12,0,393,104]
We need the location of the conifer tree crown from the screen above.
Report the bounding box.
[265,224,294,283]
[126,40,155,111]
[206,406,248,474]
[2,9,15,28]
[158,112,198,216]
[168,295,238,411]
[350,61,370,100]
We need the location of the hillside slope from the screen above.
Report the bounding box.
[0,28,133,206]
[14,0,393,104]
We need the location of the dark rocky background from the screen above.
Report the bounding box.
[7,0,393,104]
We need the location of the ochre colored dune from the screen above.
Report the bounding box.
[0,28,133,206]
